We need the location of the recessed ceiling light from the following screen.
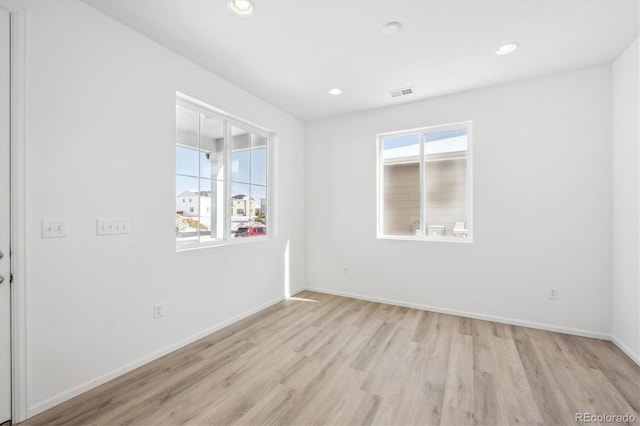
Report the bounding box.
[228,0,254,16]
[496,43,519,55]
[328,88,342,96]
[382,21,402,35]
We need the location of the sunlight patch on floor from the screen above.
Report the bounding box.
[286,297,319,303]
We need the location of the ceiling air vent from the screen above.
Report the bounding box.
[389,87,414,98]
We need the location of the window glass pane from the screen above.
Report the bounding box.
[424,129,468,238]
[208,179,225,241]
[200,115,225,179]
[251,185,267,234]
[176,146,199,177]
[383,134,420,160]
[176,175,200,243]
[176,99,271,247]
[250,134,267,186]
[196,179,216,242]
[424,129,467,155]
[231,126,251,183]
[231,182,251,236]
[382,134,420,236]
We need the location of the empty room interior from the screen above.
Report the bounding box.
[0,0,639,425]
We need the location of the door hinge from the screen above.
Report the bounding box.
[10,273,13,283]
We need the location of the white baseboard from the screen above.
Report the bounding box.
[305,286,611,340]
[28,295,286,418]
[288,286,306,297]
[27,287,640,419]
[610,335,640,366]
[307,286,640,366]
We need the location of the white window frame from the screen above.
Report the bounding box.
[377,121,473,243]
[176,93,273,251]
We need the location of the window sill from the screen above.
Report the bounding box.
[377,235,473,244]
[176,235,272,252]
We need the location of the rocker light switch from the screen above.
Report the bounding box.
[97,218,130,236]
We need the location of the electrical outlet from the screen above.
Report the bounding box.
[548,287,559,300]
[154,303,165,319]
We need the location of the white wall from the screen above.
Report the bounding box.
[17,0,636,418]
[306,66,613,337]
[21,0,305,416]
[612,38,640,363]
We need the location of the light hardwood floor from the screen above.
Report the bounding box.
[23,291,640,426]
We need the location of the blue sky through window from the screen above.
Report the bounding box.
[424,129,467,143]
[383,128,468,160]
[383,129,467,151]
[176,145,266,195]
[383,134,419,150]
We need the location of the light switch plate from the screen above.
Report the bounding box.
[97,218,130,236]
[42,220,67,238]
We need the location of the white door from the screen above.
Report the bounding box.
[0,7,11,424]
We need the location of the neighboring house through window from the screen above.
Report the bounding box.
[378,121,472,242]
[176,94,271,248]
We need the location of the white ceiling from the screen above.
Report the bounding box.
[83,0,639,122]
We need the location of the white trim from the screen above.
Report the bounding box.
[225,117,231,239]
[384,151,467,166]
[28,295,286,418]
[610,335,640,366]
[176,92,271,137]
[305,287,611,340]
[465,123,474,241]
[378,121,472,139]
[268,133,278,238]
[419,131,425,237]
[377,235,473,244]
[376,134,383,237]
[0,0,27,422]
[176,234,272,252]
[309,287,637,365]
